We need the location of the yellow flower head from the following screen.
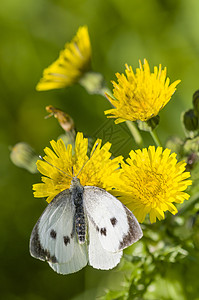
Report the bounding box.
[36,26,91,91]
[115,146,192,223]
[105,59,181,124]
[33,132,122,203]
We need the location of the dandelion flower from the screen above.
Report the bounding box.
[33,132,122,203]
[115,146,192,223]
[36,26,91,91]
[105,59,180,124]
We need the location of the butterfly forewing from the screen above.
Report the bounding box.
[30,190,76,264]
[83,186,143,253]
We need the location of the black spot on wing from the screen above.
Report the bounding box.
[119,206,143,250]
[100,227,107,236]
[50,229,57,239]
[30,223,58,263]
[63,236,70,246]
[110,217,117,226]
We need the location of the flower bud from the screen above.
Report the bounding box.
[137,115,160,132]
[10,142,38,173]
[165,136,183,157]
[79,71,108,95]
[182,109,198,132]
[193,90,199,117]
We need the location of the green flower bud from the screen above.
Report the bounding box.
[193,90,199,117]
[137,115,160,132]
[165,136,183,157]
[10,142,38,173]
[182,109,198,132]
[79,71,108,95]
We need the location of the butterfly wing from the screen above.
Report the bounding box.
[87,216,123,270]
[30,189,88,274]
[48,235,88,274]
[84,186,143,253]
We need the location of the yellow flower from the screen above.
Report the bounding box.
[105,59,180,124]
[36,26,91,91]
[33,132,122,203]
[115,146,192,223]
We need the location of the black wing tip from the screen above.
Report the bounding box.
[30,223,58,263]
[30,223,45,261]
[119,206,143,250]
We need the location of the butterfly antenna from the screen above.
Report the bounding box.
[72,166,74,176]
[39,155,73,179]
[76,142,99,177]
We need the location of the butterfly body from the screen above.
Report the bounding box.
[71,178,86,244]
[30,177,143,274]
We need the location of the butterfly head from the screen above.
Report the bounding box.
[70,176,82,189]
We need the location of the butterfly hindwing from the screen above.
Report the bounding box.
[83,186,143,253]
[48,235,88,274]
[87,216,123,270]
[30,189,88,274]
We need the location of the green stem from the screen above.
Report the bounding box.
[150,129,162,147]
[126,121,144,148]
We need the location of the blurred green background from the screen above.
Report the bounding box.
[1,0,199,299]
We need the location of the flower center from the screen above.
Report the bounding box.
[139,170,166,206]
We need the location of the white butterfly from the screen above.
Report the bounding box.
[30,176,143,275]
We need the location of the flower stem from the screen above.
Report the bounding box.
[150,129,162,147]
[126,121,144,148]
